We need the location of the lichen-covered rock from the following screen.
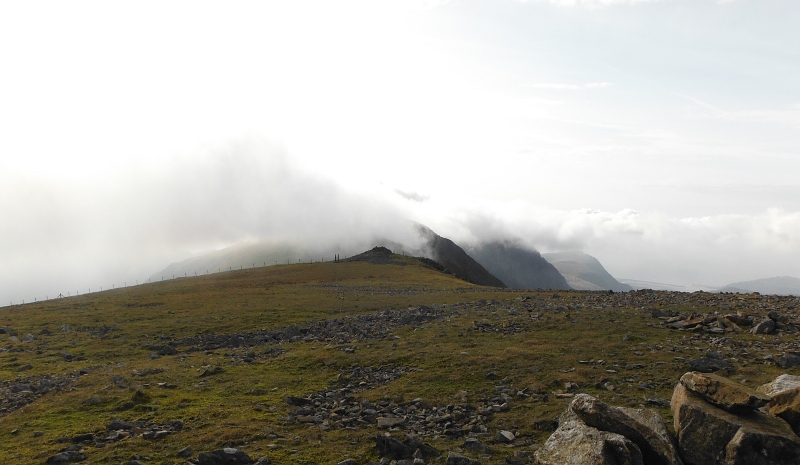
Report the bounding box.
[680,372,769,413]
[571,394,682,465]
[671,382,800,465]
[534,408,643,465]
[758,374,800,436]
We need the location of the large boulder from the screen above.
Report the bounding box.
[571,394,683,465]
[534,408,644,465]
[671,382,800,465]
[680,372,769,413]
[758,374,800,436]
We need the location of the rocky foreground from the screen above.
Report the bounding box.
[160,371,800,465]
[3,286,800,465]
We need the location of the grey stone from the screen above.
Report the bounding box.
[535,408,643,465]
[751,320,776,334]
[686,357,734,374]
[758,374,800,436]
[446,452,481,465]
[571,394,682,465]
[671,382,800,465]
[196,448,253,465]
[776,354,800,369]
[462,438,489,452]
[680,371,769,413]
[494,430,515,444]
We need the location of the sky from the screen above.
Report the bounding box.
[1,0,799,304]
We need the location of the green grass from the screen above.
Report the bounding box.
[0,257,796,464]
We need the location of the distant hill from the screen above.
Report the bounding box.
[542,251,632,292]
[414,225,506,288]
[720,276,800,296]
[467,242,569,290]
[149,241,342,281]
[151,225,506,288]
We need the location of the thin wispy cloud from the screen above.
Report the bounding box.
[529,82,612,90]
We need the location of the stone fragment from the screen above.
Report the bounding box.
[494,430,515,443]
[196,448,253,465]
[377,416,406,428]
[177,446,194,458]
[680,372,769,413]
[671,382,800,465]
[751,320,776,334]
[768,310,787,323]
[46,451,88,464]
[375,435,439,461]
[758,374,800,436]
[571,394,682,465]
[776,354,800,369]
[446,452,481,465]
[686,357,734,374]
[535,408,644,465]
[723,314,752,326]
[461,438,489,452]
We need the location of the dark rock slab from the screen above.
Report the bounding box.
[671,382,800,465]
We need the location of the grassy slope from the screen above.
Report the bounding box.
[0,257,796,464]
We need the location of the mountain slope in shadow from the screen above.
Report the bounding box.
[466,241,570,290]
[542,251,632,292]
[414,225,506,288]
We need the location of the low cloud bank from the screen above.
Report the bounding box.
[1,141,798,304]
[0,140,420,304]
[448,202,800,287]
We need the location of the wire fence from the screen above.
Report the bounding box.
[1,255,353,308]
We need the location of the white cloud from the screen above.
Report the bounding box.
[529,82,612,90]
[527,0,666,7]
[424,200,800,287]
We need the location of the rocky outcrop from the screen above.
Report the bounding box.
[679,372,769,413]
[571,394,682,465]
[535,408,643,465]
[759,374,800,436]
[535,394,681,465]
[537,373,800,465]
[671,373,800,465]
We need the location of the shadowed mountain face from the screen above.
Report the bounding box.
[542,251,632,292]
[415,226,506,288]
[720,276,800,296]
[467,242,570,290]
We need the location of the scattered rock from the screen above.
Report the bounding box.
[196,448,253,465]
[375,435,439,461]
[461,438,489,452]
[46,451,88,464]
[679,371,769,413]
[177,446,194,458]
[686,357,734,374]
[199,366,225,377]
[494,430,515,444]
[776,354,800,369]
[446,452,481,465]
[751,319,776,334]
